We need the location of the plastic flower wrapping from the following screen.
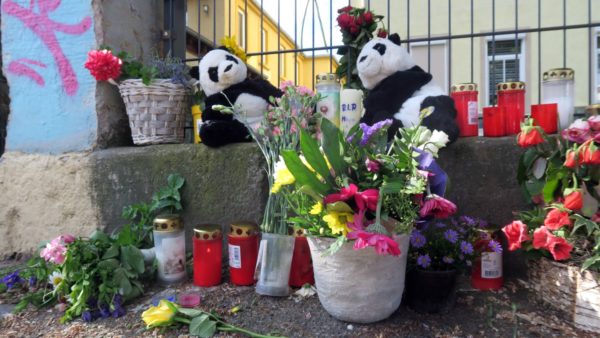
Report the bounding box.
[274,107,456,256]
[504,117,600,271]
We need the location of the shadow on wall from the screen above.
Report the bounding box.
[0,30,9,157]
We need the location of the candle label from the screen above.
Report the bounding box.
[228,244,242,269]
[158,237,185,276]
[316,92,340,127]
[468,101,478,125]
[481,252,502,279]
[341,103,362,135]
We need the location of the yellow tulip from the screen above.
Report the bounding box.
[323,211,354,236]
[141,299,177,328]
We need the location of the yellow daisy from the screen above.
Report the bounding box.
[271,157,295,193]
[323,211,354,236]
[309,202,323,215]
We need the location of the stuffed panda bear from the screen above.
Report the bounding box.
[197,47,282,147]
[357,33,459,143]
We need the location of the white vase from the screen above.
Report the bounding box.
[308,234,410,323]
[255,233,296,296]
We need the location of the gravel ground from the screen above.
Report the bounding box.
[0,260,596,338]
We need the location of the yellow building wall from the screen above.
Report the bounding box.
[371,0,600,108]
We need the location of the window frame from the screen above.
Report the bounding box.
[484,34,526,107]
[237,9,246,50]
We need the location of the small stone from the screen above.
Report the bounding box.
[347,324,353,330]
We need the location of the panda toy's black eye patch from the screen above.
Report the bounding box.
[373,43,387,55]
[359,55,367,63]
[208,66,219,82]
[226,55,239,64]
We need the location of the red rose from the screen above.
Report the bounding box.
[355,15,363,26]
[564,190,583,211]
[338,6,353,14]
[517,127,544,148]
[546,235,573,261]
[84,49,122,82]
[419,194,457,219]
[579,141,600,165]
[532,226,550,249]
[349,24,359,35]
[543,208,572,230]
[337,13,353,30]
[564,149,579,168]
[377,29,388,38]
[362,11,373,24]
[502,220,530,251]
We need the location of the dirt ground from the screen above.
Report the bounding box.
[0,258,596,338]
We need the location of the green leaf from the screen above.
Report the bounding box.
[381,178,404,195]
[178,307,205,318]
[320,119,347,176]
[168,174,185,189]
[300,129,333,185]
[102,244,119,259]
[542,178,560,203]
[571,214,599,237]
[97,258,120,271]
[90,230,110,243]
[581,255,600,271]
[189,314,217,338]
[325,201,353,213]
[281,150,329,196]
[120,245,145,274]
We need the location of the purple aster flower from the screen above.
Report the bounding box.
[444,229,459,243]
[410,230,426,249]
[459,215,477,227]
[112,305,126,318]
[99,303,111,318]
[1,271,24,289]
[442,256,455,264]
[82,310,94,322]
[435,222,446,228]
[28,276,37,288]
[359,119,393,145]
[113,294,122,307]
[460,241,474,255]
[488,240,503,254]
[416,254,431,268]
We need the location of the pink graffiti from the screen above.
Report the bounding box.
[7,58,47,85]
[2,0,92,96]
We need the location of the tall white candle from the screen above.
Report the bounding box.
[340,89,364,135]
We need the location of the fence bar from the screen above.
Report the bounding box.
[492,0,496,105]
[260,0,264,77]
[312,0,315,90]
[213,0,216,46]
[538,0,541,104]
[277,0,281,86]
[448,0,452,90]
[387,0,390,35]
[470,0,474,83]
[330,0,333,73]
[427,0,431,72]
[407,0,410,52]
[515,0,519,81]
[294,0,298,85]
[244,0,248,54]
[589,0,593,104]
[197,0,201,58]
[228,0,231,37]
[563,0,567,68]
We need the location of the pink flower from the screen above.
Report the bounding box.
[354,189,379,211]
[39,235,75,265]
[272,126,282,136]
[588,115,600,131]
[84,50,122,82]
[365,159,380,172]
[419,194,457,219]
[60,234,76,244]
[347,230,401,256]
[561,119,591,144]
[323,184,358,205]
[532,226,550,249]
[502,221,530,251]
[296,85,315,97]
[279,80,294,91]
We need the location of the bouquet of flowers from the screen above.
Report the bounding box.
[274,108,455,255]
[503,117,600,271]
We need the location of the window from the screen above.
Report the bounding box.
[237,10,245,49]
[409,42,448,92]
[485,38,525,106]
[261,29,267,65]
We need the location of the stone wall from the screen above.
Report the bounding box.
[0,29,8,156]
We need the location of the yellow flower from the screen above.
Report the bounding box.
[141,299,177,328]
[323,211,354,236]
[271,157,295,193]
[309,202,323,215]
[220,36,247,62]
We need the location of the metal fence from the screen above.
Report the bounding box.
[164,0,600,107]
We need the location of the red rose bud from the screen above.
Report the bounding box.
[546,235,573,261]
[338,6,353,14]
[337,13,353,30]
[502,220,530,251]
[349,24,359,35]
[564,149,579,168]
[579,141,600,165]
[543,208,572,231]
[355,15,363,26]
[563,190,583,211]
[517,127,544,148]
[363,11,374,24]
[377,29,388,38]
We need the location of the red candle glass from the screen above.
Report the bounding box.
[471,236,503,291]
[193,224,222,287]
[483,106,506,137]
[228,221,259,286]
[289,228,314,287]
[531,103,558,134]
[450,83,479,137]
[497,81,526,135]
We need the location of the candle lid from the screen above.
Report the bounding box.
[229,221,258,237]
[543,68,574,82]
[585,104,600,116]
[194,224,222,240]
[316,73,339,85]
[153,214,183,232]
[496,81,525,92]
[450,83,477,93]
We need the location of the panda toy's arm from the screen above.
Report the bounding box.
[226,78,283,104]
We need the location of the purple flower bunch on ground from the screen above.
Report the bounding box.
[1,270,25,289]
[81,294,126,322]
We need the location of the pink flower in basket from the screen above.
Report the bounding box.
[561,119,591,144]
[84,50,122,82]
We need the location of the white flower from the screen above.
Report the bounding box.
[421,130,450,157]
[48,271,64,289]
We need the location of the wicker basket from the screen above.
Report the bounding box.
[119,79,189,145]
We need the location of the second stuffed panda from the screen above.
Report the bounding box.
[357,33,459,143]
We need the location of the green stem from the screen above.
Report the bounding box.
[218,324,284,338]
[174,316,191,325]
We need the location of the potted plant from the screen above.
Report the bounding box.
[274,107,454,323]
[502,117,600,332]
[85,49,192,145]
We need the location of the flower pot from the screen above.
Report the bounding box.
[405,268,457,314]
[308,235,410,323]
[255,233,295,296]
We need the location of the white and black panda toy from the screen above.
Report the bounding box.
[357,33,459,142]
[196,47,282,147]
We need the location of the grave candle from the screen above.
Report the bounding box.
[193,224,222,287]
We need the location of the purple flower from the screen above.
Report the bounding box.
[112,305,126,318]
[442,256,455,264]
[28,276,37,288]
[410,230,426,248]
[460,241,474,255]
[444,229,459,243]
[359,119,393,145]
[82,310,94,322]
[416,254,431,268]
[99,303,111,318]
[488,240,503,254]
[435,222,446,228]
[459,216,476,226]
[1,271,24,289]
[365,158,380,173]
[113,294,123,307]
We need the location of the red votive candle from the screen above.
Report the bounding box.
[483,106,506,137]
[497,81,526,135]
[288,228,314,288]
[193,224,222,287]
[228,221,259,286]
[450,83,479,137]
[471,237,503,291]
[531,103,558,134]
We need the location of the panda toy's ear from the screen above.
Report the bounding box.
[388,33,402,46]
[217,46,229,51]
[189,66,199,80]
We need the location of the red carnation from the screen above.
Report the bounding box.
[547,235,573,261]
[543,208,572,230]
[502,220,530,251]
[354,189,379,212]
[84,49,122,82]
[517,127,544,148]
[564,190,583,211]
[362,11,373,25]
[323,184,358,205]
[564,149,579,168]
[377,29,388,38]
[337,13,353,30]
[532,226,550,249]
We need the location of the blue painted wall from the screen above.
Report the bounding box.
[1,0,97,153]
